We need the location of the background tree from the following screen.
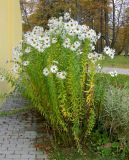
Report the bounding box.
[20,0,129,55]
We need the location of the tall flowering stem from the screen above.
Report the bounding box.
[1,13,116,151]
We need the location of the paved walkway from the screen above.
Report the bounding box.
[0,94,49,160]
[102,67,129,75]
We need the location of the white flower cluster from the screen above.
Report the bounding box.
[63,38,81,52]
[11,12,116,78]
[12,42,30,74]
[103,46,115,59]
[43,61,67,79]
[24,12,101,55]
[12,60,29,74]
[12,63,19,73]
[88,52,103,63]
[12,42,23,73]
[22,12,116,67]
[64,12,71,21]
[12,41,23,61]
[109,70,118,77]
[24,28,50,52]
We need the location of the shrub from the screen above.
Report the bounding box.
[0,13,115,150]
[102,85,129,140]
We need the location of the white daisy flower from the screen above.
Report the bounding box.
[43,68,49,76]
[44,42,51,48]
[70,45,77,51]
[64,12,71,21]
[43,36,50,43]
[73,41,81,49]
[63,38,71,48]
[50,65,58,73]
[68,30,75,36]
[25,47,31,53]
[23,61,29,66]
[12,63,19,73]
[52,38,57,44]
[0,75,5,82]
[59,16,63,21]
[109,70,118,77]
[104,46,115,59]
[78,33,86,40]
[88,53,93,59]
[57,71,67,79]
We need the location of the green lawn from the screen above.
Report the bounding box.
[102,55,129,69]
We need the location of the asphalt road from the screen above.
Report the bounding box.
[102,67,129,75]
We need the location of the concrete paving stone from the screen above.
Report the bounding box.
[14,150,29,154]
[36,154,48,159]
[30,159,48,160]
[6,159,29,160]
[6,154,21,159]
[8,147,24,151]
[0,150,15,154]
[0,154,6,158]
[0,94,49,160]
[0,147,8,151]
[29,151,44,155]
[21,154,36,159]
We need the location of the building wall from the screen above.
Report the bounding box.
[0,0,22,93]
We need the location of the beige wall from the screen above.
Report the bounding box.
[0,0,22,93]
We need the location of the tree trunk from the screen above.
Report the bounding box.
[111,0,115,48]
[20,1,30,27]
[76,0,81,23]
[124,38,129,56]
[104,0,110,46]
[100,5,103,52]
